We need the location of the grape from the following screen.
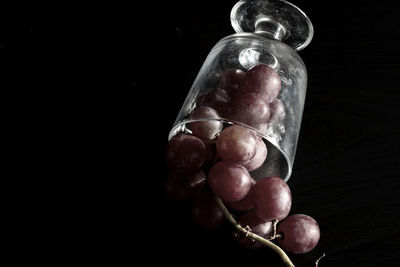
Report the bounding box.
[216,125,257,165]
[217,68,246,94]
[229,93,271,129]
[252,176,292,221]
[202,142,220,173]
[198,88,230,116]
[164,171,205,203]
[186,170,206,192]
[243,136,267,171]
[204,141,219,163]
[192,192,225,229]
[226,195,253,211]
[225,181,254,211]
[277,214,320,254]
[269,98,286,124]
[189,106,223,140]
[236,211,273,249]
[164,173,194,203]
[166,133,206,174]
[208,161,252,202]
[256,122,269,135]
[240,64,281,102]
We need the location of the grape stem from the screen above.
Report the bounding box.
[268,219,283,240]
[315,253,326,266]
[215,197,295,267]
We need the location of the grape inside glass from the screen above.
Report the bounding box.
[168,0,313,181]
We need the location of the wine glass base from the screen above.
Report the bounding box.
[231,0,313,51]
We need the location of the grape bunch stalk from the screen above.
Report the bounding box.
[165,65,321,267]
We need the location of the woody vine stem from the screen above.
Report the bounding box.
[214,197,295,267]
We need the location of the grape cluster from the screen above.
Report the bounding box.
[197,64,285,133]
[165,64,319,255]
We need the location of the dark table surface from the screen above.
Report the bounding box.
[6,0,400,266]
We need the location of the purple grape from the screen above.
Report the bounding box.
[216,125,257,165]
[225,181,254,211]
[164,171,205,203]
[204,141,219,162]
[189,106,223,141]
[243,136,267,171]
[192,193,225,229]
[186,170,206,192]
[164,173,194,203]
[236,211,273,249]
[217,68,246,94]
[239,64,281,102]
[269,98,286,124]
[256,122,269,135]
[166,133,206,174]
[252,176,292,221]
[208,161,252,202]
[201,142,221,175]
[198,88,230,116]
[277,214,320,254]
[229,93,271,129]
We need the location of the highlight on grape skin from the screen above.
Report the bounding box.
[186,170,207,192]
[208,161,252,203]
[276,214,320,254]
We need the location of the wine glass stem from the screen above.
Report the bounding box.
[254,16,286,41]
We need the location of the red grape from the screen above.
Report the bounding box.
[243,136,267,171]
[198,88,230,116]
[269,98,286,124]
[216,125,257,165]
[166,133,206,174]
[208,161,252,202]
[186,170,206,192]
[189,106,223,140]
[204,141,219,163]
[229,93,271,129]
[202,141,221,174]
[225,181,254,211]
[277,214,320,254]
[218,68,246,94]
[192,193,225,229]
[236,211,273,249]
[164,173,194,203]
[240,64,281,102]
[164,171,205,203]
[256,122,269,135]
[252,176,292,221]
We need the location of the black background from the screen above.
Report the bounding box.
[4,0,400,266]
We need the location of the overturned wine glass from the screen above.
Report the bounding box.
[168,0,314,182]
